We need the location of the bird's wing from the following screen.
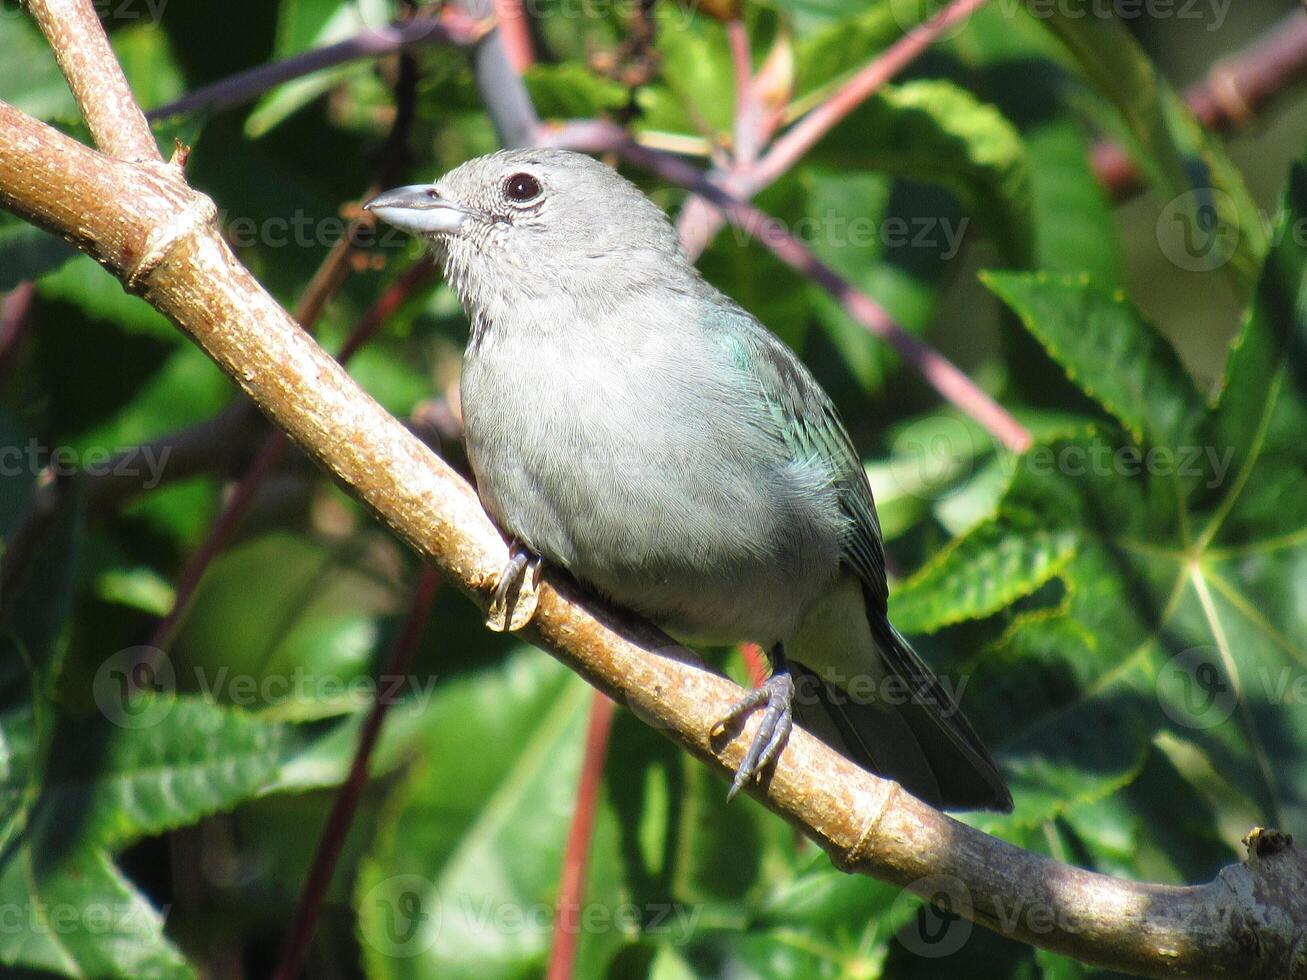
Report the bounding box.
[704,303,889,611]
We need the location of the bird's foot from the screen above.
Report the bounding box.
[486,545,541,632]
[712,671,794,802]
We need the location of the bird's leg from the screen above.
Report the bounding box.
[492,545,531,609]
[712,645,794,801]
[486,542,540,632]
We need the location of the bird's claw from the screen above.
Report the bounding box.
[713,672,795,802]
[486,546,540,632]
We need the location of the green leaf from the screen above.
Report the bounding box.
[37,255,176,340]
[524,64,630,119]
[802,170,966,393]
[817,79,1034,265]
[174,531,393,720]
[792,3,903,100]
[982,271,1206,449]
[1036,4,1263,286]
[636,7,735,138]
[952,13,1124,287]
[0,216,76,293]
[244,0,389,137]
[915,155,1307,836]
[357,650,593,978]
[0,844,193,979]
[112,23,185,111]
[30,697,302,852]
[893,521,1076,635]
[0,17,77,120]
[0,493,196,978]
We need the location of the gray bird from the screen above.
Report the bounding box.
[366,149,1012,811]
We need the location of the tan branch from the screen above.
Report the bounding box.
[25,0,161,161]
[2,87,1305,980]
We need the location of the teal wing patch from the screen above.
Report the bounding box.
[706,305,888,610]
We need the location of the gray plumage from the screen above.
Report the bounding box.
[366,150,1012,811]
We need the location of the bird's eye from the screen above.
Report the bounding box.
[503,172,542,203]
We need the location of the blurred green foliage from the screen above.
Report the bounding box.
[1,0,1305,976]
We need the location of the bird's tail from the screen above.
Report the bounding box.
[789,613,1012,812]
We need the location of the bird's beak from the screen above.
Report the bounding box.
[364,185,469,235]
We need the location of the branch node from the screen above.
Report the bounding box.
[125,173,218,292]
[834,779,900,873]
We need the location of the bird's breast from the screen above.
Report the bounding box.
[459,316,844,644]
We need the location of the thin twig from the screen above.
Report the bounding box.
[147,12,483,121]
[727,19,759,167]
[271,564,442,980]
[754,0,989,192]
[138,258,433,667]
[1093,9,1307,200]
[492,0,535,71]
[546,692,616,980]
[539,120,1031,452]
[463,0,540,148]
[26,0,162,160]
[140,37,427,663]
[141,432,289,666]
[0,282,35,379]
[678,0,990,259]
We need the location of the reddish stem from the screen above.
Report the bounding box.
[748,0,991,194]
[492,0,535,71]
[337,260,434,363]
[1093,10,1307,199]
[137,258,433,674]
[0,281,36,379]
[679,0,990,259]
[142,432,289,668]
[546,692,616,980]
[727,19,760,166]
[270,564,442,980]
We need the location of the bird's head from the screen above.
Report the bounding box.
[365,149,694,315]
